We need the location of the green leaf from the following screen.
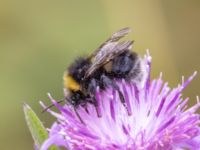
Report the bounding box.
[23,103,60,150]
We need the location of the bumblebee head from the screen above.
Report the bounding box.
[64,57,91,91]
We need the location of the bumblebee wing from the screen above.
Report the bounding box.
[88,27,131,59]
[85,40,134,78]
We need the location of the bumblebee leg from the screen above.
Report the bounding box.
[88,78,99,95]
[100,75,131,115]
[100,74,126,105]
[73,107,85,124]
[87,78,102,117]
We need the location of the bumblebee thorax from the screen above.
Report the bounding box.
[63,74,80,91]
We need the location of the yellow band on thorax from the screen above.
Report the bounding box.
[63,74,80,91]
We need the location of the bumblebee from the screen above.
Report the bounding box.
[63,27,147,113]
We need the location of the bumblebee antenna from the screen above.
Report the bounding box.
[41,98,65,113]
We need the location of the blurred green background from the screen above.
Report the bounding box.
[0,0,199,149]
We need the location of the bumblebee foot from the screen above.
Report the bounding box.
[73,107,85,124]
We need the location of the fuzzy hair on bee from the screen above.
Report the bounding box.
[63,27,147,114]
[43,28,147,115]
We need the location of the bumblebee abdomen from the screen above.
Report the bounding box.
[111,51,138,78]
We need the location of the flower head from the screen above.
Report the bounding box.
[40,51,200,150]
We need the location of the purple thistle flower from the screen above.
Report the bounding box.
[40,51,200,150]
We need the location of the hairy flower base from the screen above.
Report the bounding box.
[40,53,200,150]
